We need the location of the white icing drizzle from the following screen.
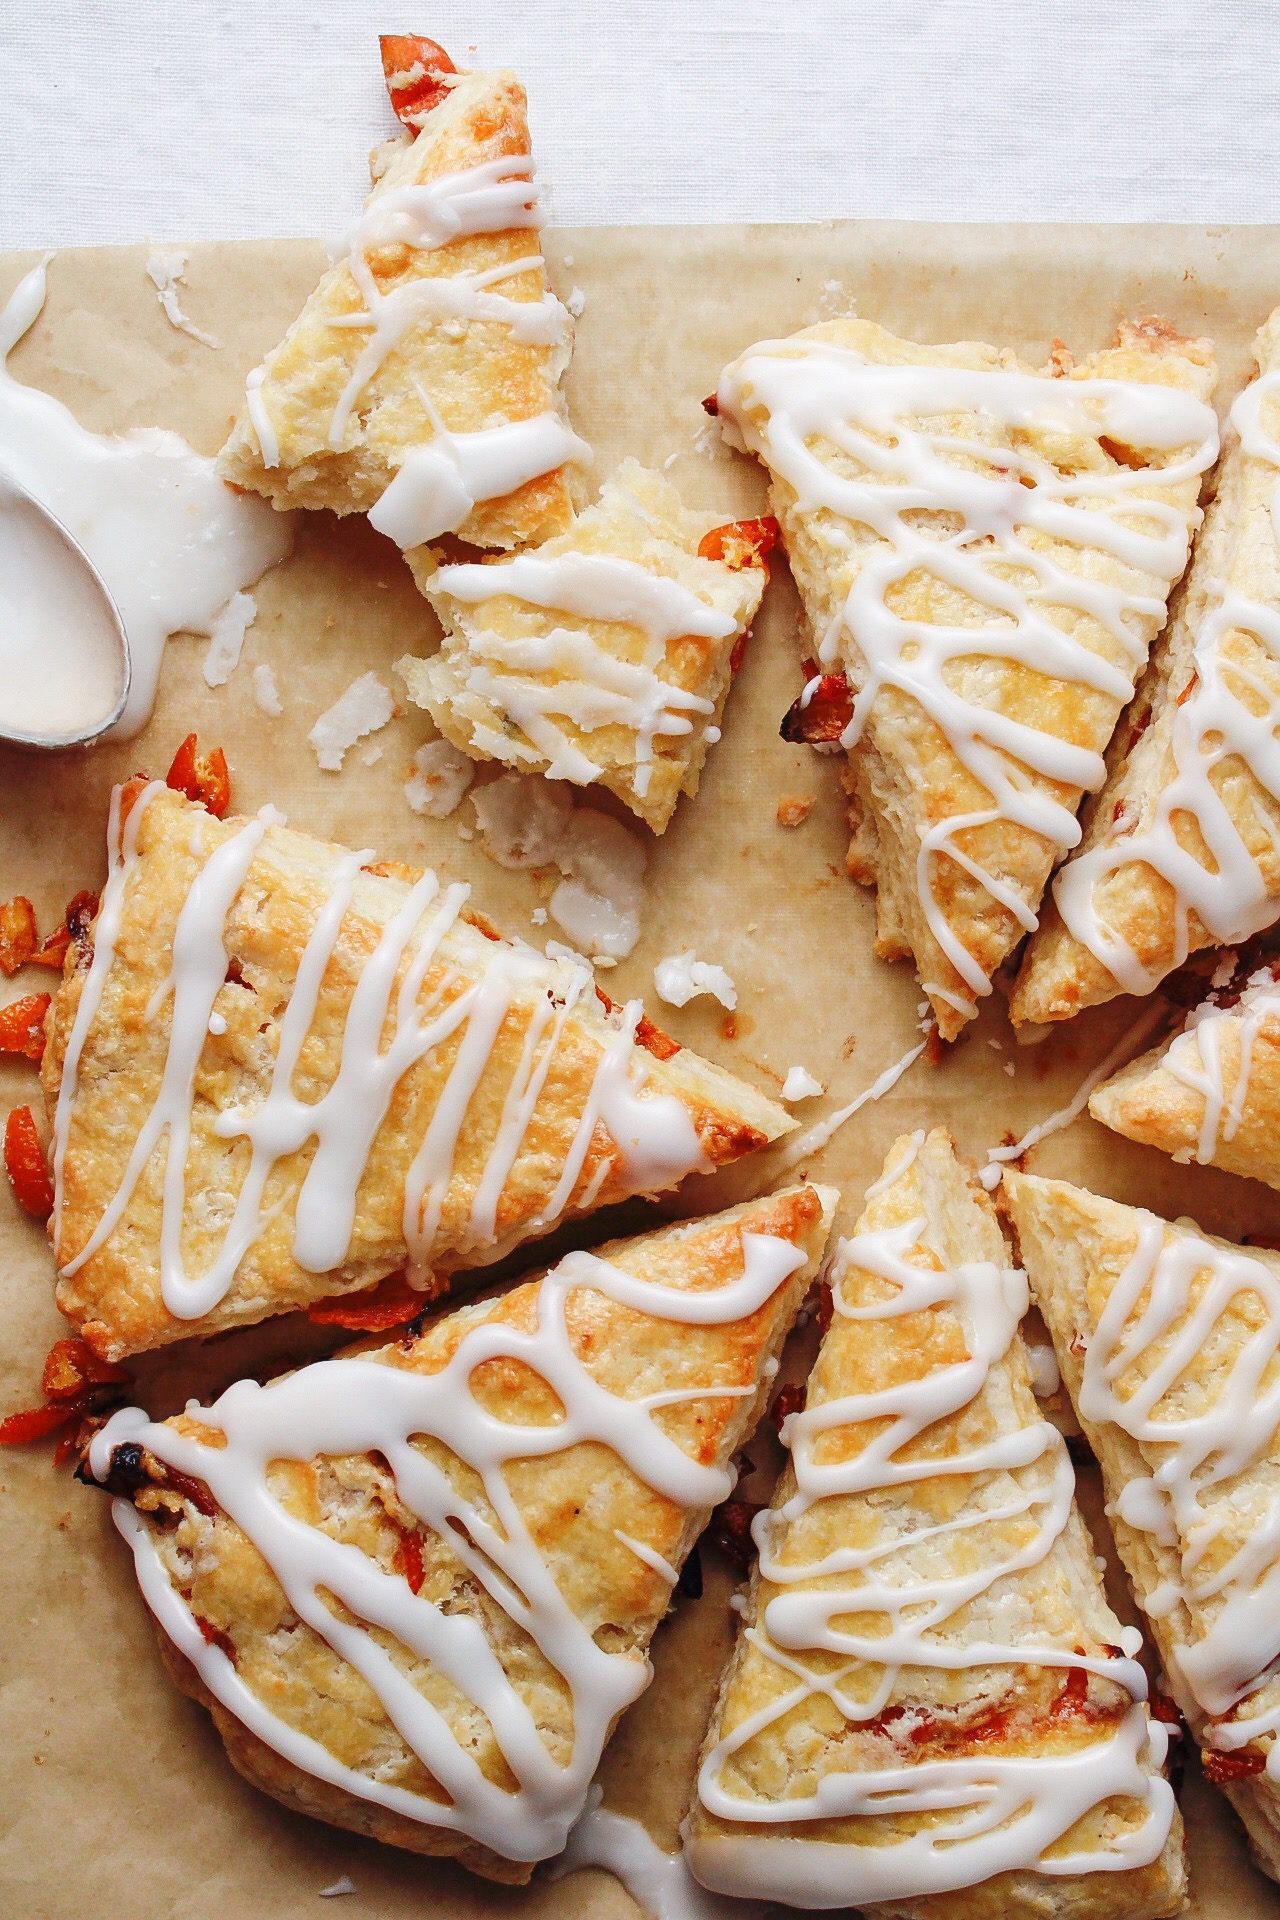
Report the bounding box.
[1157,971,1280,1162]
[433,550,736,795]
[89,1228,808,1863]
[54,786,712,1319]
[1076,1215,1280,1775]
[690,1189,1172,1906]
[555,1795,764,1920]
[980,1001,1165,1189]
[718,339,1218,1001]
[1053,371,1280,991]
[776,1039,923,1168]
[0,257,290,736]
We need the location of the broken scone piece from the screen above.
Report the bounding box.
[687,1130,1183,1917]
[1006,1172,1280,1885]
[45,782,793,1360]
[1014,310,1280,1027]
[87,1184,836,1883]
[717,317,1219,1039]
[217,36,585,552]
[399,461,774,832]
[1089,961,1280,1186]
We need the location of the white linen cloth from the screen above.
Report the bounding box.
[0,0,1273,243]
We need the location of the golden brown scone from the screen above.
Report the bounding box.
[398,461,771,833]
[717,317,1218,1040]
[686,1130,1184,1918]
[43,783,793,1360]
[86,1184,837,1882]
[1004,1171,1280,1884]
[217,58,582,552]
[1088,964,1280,1186]
[1013,311,1280,1028]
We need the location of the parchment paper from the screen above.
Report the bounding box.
[4,225,1280,1919]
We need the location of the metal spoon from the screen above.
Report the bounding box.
[0,468,131,750]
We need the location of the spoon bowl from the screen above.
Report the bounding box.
[0,468,131,750]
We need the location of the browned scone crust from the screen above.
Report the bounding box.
[1004,1172,1280,1883]
[721,316,1216,1041]
[399,460,769,833]
[686,1130,1185,1919]
[96,1184,837,1882]
[216,67,578,551]
[1088,977,1280,1188]
[43,787,792,1359]
[1013,312,1280,1028]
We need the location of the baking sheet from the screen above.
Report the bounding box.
[3,224,1280,1918]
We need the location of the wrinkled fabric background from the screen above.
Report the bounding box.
[1,0,1274,242]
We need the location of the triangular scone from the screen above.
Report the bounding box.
[1005,1172,1280,1883]
[1089,965,1280,1186]
[398,461,772,833]
[716,318,1218,1040]
[686,1130,1183,1918]
[217,42,584,552]
[1014,313,1280,1027]
[84,1184,836,1883]
[44,783,793,1360]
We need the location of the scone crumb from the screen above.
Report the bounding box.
[308,673,395,771]
[404,740,474,818]
[776,792,815,828]
[202,590,256,688]
[252,663,283,716]
[473,773,648,959]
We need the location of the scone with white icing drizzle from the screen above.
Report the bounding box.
[1014,311,1280,1027]
[686,1130,1185,1917]
[716,317,1219,1040]
[43,780,792,1360]
[217,36,585,553]
[1005,1171,1280,1885]
[85,1182,835,1882]
[1088,962,1280,1186]
[399,460,774,832]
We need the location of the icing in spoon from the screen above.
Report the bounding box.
[0,467,130,748]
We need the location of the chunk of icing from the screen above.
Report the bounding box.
[53,785,710,1318]
[690,1144,1173,1905]
[0,257,290,736]
[1076,1214,1280,1777]
[434,550,736,794]
[89,1226,808,1862]
[368,412,588,550]
[717,339,1218,1002]
[1052,372,1280,991]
